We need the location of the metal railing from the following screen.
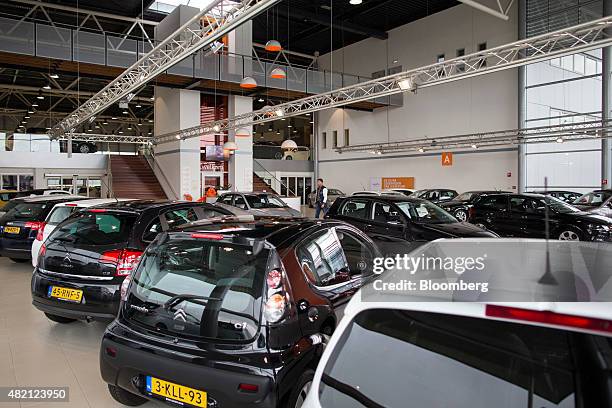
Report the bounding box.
[141,145,179,200]
[253,158,297,197]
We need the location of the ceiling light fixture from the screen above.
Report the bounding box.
[240,76,257,89]
[556,137,564,143]
[418,147,425,153]
[471,143,478,149]
[270,67,286,79]
[42,84,51,90]
[36,92,44,100]
[223,141,238,151]
[50,73,59,79]
[281,139,298,150]
[349,0,363,4]
[135,104,142,108]
[265,39,282,52]
[398,77,416,91]
[258,97,265,102]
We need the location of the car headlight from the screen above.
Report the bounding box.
[587,224,610,233]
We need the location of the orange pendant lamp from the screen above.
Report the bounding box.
[265,40,282,52]
[240,76,257,89]
[270,67,286,79]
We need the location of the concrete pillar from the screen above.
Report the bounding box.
[228,21,253,192]
[152,5,201,200]
[603,0,612,189]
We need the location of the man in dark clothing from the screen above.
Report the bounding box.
[314,178,329,218]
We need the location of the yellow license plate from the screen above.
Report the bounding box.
[4,226,20,234]
[146,376,206,408]
[48,286,83,303]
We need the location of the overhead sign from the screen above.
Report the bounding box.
[441,152,453,166]
[382,177,415,189]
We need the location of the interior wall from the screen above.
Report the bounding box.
[315,1,519,193]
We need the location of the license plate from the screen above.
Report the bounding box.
[4,226,20,234]
[146,376,206,408]
[47,286,83,303]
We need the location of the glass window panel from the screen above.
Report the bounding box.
[18,175,33,191]
[73,30,105,65]
[2,175,17,190]
[0,17,34,55]
[106,36,137,68]
[574,54,585,74]
[561,55,573,71]
[36,24,71,60]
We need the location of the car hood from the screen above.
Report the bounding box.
[439,200,469,208]
[249,207,302,217]
[418,222,498,237]
[569,211,612,224]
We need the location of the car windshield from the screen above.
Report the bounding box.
[245,194,286,209]
[329,189,343,195]
[2,202,47,221]
[545,196,581,214]
[573,191,612,207]
[319,309,609,408]
[454,192,476,202]
[124,234,269,342]
[0,199,23,215]
[396,201,457,224]
[46,206,79,225]
[48,211,136,245]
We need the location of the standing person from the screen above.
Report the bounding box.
[314,178,329,218]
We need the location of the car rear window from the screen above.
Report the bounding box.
[124,234,270,342]
[48,211,137,245]
[46,206,79,225]
[2,202,48,221]
[319,309,611,408]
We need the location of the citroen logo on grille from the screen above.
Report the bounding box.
[173,308,187,322]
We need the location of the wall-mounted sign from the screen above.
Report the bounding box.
[382,177,415,189]
[205,145,229,161]
[201,161,225,172]
[507,171,512,178]
[441,152,453,166]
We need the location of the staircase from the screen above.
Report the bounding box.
[253,173,278,194]
[110,156,167,200]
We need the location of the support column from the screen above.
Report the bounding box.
[517,0,527,193]
[603,0,612,189]
[152,5,201,200]
[228,21,253,192]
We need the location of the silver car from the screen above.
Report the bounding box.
[216,192,302,217]
[308,188,345,208]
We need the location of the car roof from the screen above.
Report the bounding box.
[90,199,205,212]
[225,191,278,195]
[340,194,428,204]
[172,217,350,247]
[20,195,85,203]
[53,198,135,208]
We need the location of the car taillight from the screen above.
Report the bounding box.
[486,305,612,334]
[101,249,143,276]
[35,223,46,241]
[264,268,287,323]
[25,221,45,232]
[120,274,132,301]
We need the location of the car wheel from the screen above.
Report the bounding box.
[108,385,147,407]
[286,155,293,160]
[475,223,488,230]
[286,370,314,408]
[77,143,91,154]
[558,228,582,241]
[9,258,28,263]
[454,209,468,222]
[44,313,77,324]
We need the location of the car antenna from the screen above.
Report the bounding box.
[538,176,558,285]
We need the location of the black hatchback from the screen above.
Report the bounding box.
[439,190,511,222]
[100,217,379,408]
[327,195,497,254]
[31,200,236,324]
[470,193,612,241]
[0,195,86,263]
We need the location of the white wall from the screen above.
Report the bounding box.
[316,1,519,193]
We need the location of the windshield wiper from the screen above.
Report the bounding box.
[321,373,386,408]
[163,294,222,311]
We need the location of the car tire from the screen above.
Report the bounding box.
[108,385,147,407]
[454,209,468,222]
[44,313,77,324]
[557,227,583,241]
[286,155,293,160]
[9,258,28,263]
[286,370,314,408]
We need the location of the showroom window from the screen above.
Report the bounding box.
[457,48,466,72]
[0,174,34,191]
[322,131,327,149]
[333,131,338,148]
[344,129,350,147]
[523,0,603,192]
[437,53,445,63]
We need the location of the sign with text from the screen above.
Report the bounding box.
[441,152,453,166]
[382,177,415,189]
[201,161,225,172]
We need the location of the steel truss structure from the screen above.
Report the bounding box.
[154,15,612,145]
[50,0,280,137]
[336,120,612,154]
[57,133,152,144]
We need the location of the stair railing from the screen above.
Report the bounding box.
[106,152,113,199]
[141,145,180,200]
[253,158,297,197]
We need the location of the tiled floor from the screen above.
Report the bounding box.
[0,257,162,408]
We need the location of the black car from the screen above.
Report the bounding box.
[31,200,238,324]
[100,217,379,408]
[0,195,86,262]
[470,193,612,241]
[59,139,98,154]
[572,190,612,218]
[409,188,458,204]
[527,190,582,203]
[327,195,497,254]
[439,190,511,222]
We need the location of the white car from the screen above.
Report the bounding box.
[303,239,612,408]
[383,188,415,196]
[31,198,133,266]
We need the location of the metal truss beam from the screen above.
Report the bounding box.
[154,15,612,145]
[57,133,152,144]
[457,0,515,21]
[337,120,612,154]
[50,0,280,137]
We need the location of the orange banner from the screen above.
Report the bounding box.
[382,177,415,189]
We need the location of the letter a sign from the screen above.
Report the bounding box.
[441,152,453,166]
